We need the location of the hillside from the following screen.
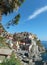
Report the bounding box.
[0,23,9,48]
[13,32,45,52]
[0,23,46,52]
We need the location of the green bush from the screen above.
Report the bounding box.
[1,51,16,65]
[1,51,23,65]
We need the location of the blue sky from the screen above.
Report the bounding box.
[2,0,47,41]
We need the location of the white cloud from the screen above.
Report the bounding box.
[28,6,47,20]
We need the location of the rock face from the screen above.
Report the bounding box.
[28,35,42,62]
[13,32,46,64]
[13,32,45,52]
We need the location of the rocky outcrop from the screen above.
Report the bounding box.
[13,32,46,64]
[13,32,45,52]
[0,24,45,53]
[36,40,45,53]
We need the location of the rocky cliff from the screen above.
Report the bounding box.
[0,24,46,52]
[13,32,45,52]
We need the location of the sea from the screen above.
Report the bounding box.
[41,41,47,49]
[41,41,47,61]
[35,41,47,65]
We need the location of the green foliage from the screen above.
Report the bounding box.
[0,0,25,28]
[0,37,8,48]
[1,51,23,65]
[0,37,4,42]
[1,51,16,65]
[6,14,20,28]
[36,40,43,47]
[14,14,20,25]
[0,0,24,14]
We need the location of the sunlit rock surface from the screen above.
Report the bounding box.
[29,35,42,62]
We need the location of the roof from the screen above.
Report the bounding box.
[0,49,12,56]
